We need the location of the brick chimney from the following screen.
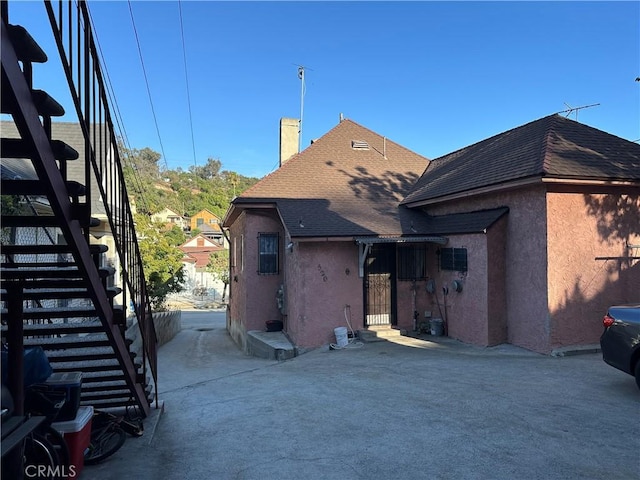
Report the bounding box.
[279,117,299,167]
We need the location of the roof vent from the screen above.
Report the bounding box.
[351,140,369,150]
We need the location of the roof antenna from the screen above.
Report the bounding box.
[558,102,600,121]
[295,64,313,152]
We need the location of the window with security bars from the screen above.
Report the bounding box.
[397,244,427,280]
[258,233,279,274]
[439,247,468,272]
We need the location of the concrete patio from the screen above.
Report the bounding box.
[81,309,639,480]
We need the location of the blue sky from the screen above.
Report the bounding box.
[6,1,640,178]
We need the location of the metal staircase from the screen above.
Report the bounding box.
[1,1,157,418]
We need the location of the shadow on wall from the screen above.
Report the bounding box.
[583,194,640,244]
[551,194,640,346]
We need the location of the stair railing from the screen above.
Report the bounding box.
[42,0,157,406]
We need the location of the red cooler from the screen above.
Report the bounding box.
[52,405,93,478]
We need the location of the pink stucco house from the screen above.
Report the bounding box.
[222,115,640,355]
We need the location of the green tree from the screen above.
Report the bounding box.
[164,224,187,246]
[189,157,222,180]
[206,249,230,302]
[117,140,260,307]
[135,215,185,310]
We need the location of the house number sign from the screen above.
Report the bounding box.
[317,264,328,282]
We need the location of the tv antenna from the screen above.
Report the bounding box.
[295,64,313,153]
[558,102,600,121]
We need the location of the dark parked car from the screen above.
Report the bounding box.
[600,304,640,390]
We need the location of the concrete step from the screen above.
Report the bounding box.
[358,326,406,343]
[246,330,296,361]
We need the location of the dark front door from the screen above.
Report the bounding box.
[364,244,395,326]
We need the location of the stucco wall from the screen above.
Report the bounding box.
[284,241,363,347]
[396,276,431,332]
[425,185,550,352]
[422,234,491,345]
[546,190,640,349]
[486,214,508,345]
[227,209,285,352]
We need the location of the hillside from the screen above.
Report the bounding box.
[121,145,259,219]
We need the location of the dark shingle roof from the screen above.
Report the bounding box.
[231,119,430,238]
[402,114,640,206]
[421,207,509,235]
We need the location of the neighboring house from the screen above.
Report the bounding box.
[179,233,225,293]
[223,114,640,355]
[1,120,122,299]
[150,207,188,231]
[190,209,225,245]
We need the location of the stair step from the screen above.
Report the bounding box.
[0,244,109,256]
[43,343,135,359]
[80,385,153,405]
[0,286,122,301]
[52,358,141,373]
[1,138,79,161]
[22,333,114,350]
[2,261,79,268]
[1,88,66,117]
[0,215,100,228]
[1,320,104,337]
[6,24,48,63]
[44,346,124,363]
[0,179,86,197]
[80,389,136,402]
[1,306,98,320]
[0,279,112,291]
[0,265,116,280]
[81,381,130,393]
[77,371,127,383]
[81,397,147,409]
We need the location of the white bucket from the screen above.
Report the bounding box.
[430,318,444,336]
[334,327,348,347]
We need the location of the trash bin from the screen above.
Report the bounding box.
[430,318,444,336]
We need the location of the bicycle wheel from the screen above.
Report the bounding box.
[24,434,61,479]
[84,426,126,465]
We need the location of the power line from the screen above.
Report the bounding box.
[178,0,198,169]
[127,0,169,172]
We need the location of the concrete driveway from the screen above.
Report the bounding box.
[84,310,639,480]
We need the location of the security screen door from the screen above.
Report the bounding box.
[364,244,395,326]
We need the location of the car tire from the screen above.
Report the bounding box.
[635,361,640,391]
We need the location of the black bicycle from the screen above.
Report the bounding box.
[83,408,143,465]
[18,385,70,480]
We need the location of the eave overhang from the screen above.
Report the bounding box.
[402,176,640,209]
